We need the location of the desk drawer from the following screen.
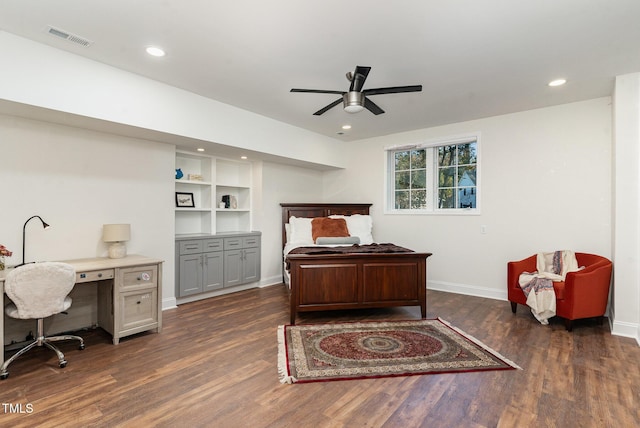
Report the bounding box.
[121,265,158,290]
[119,287,158,331]
[76,269,114,283]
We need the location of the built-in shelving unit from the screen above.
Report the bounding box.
[175,151,253,236]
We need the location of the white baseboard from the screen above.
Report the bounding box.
[611,318,640,345]
[427,280,507,301]
[162,297,177,311]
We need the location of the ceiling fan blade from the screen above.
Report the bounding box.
[349,66,371,92]
[313,98,343,115]
[364,97,385,115]
[290,88,345,95]
[363,85,423,96]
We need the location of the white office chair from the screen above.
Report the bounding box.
[1,262,85,380]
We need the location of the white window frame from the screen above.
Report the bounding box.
[384,133,481,215]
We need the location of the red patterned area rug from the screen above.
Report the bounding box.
[278,318,521,384]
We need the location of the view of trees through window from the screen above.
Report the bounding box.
[389,138,478,212]
[437,142,477,208]
[394,149,426,209]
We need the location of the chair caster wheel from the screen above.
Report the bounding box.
[0,373,8,380]
[79,344,85,350]
[59,361,67,368]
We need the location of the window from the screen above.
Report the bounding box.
[386,135,479,213]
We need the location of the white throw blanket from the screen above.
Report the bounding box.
[518,251,582,325]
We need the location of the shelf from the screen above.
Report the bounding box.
[175,151,253,235]
[176,208,212,213]
[176,179,213,186]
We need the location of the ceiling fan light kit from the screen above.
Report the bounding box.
[343,92,365,113]
[291,66,422,116]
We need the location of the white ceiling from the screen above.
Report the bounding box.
[1,0,639,142]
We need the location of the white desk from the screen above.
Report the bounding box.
[1,255,163,368]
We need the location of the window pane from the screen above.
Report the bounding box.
[458,142,477,164]
[395,191,410,209]
[395,171,410,189]
[439,167,455,187]
[438,188,455,208]
[438,145,456,167]
[457,165,476,186]
[411,169,426,188]
[411,190,427,209]
[395,151,410,170]
[458,188,476,208]
[411,149,426,169]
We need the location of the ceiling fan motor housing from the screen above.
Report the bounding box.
[343,91,365,113]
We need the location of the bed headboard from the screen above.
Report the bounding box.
[280,203,372,249]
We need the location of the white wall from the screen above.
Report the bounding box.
[0,114,176,307]
[255,161,325,285]
[324,98,612,300]
[612,73,640,340]
[0,31,345,170]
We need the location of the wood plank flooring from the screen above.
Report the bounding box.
[1,285,639,427]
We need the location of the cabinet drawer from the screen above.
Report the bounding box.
[179,240,203,255]
[224,237,243,250]
[77,269,114,283]
[242,236,260,248]
[119,288,158,331]
[121,265,158,289]
[204,238,223,251]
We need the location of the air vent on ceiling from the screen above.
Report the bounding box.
[46,25,93,47]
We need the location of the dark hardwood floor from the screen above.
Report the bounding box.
[1,285,639,428]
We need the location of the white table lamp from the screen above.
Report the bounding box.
[103,224,131,259]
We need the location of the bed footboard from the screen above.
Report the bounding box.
[286,252,431,324]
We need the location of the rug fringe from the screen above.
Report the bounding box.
[277,325,297,384]
[437,317,523,370]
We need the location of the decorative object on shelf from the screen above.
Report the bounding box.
[102,224,131,259]
[188,173,203,181]
[219,202,226,209]
[17,215,50,267]
[222,195,231,208]
[0,244,12,271]
[175,168,183,179]
[176,192,195,208]
[230,195,238,209]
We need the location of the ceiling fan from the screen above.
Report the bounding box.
[290,65,422,116]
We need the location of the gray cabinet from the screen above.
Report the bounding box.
[177,238,224,297]
[223,235,261,287]
[176,232,261,298]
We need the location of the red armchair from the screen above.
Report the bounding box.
[507,253,613,331]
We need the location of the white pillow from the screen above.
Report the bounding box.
[329,214,373,244]
[288,216,313,244]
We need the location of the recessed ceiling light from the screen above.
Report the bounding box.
[548,79,567,87]
[146,46,166,57]
[240,156,248,160]
[342,125,352,130]
[196,148,205,152]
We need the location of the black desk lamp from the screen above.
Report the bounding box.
[17,215,50,267]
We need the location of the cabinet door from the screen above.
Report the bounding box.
[203,251,224,292]
[179,254,203,296]
[242,247,261,283]
[224,250,243,287]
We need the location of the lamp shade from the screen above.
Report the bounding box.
[102,224,131,242]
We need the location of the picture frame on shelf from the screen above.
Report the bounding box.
[176,192,195,208]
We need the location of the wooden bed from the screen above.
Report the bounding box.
[281,203,432,324]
